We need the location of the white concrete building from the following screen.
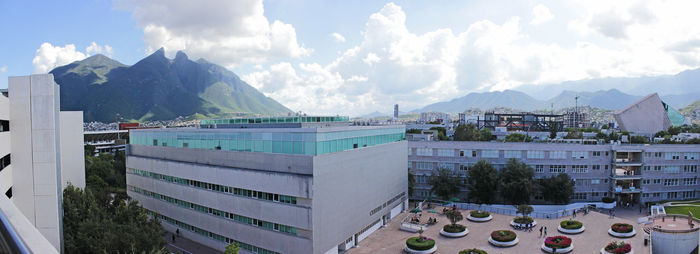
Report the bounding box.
[0,74,86,252]
[126,116,408,254]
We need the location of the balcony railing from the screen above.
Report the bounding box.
[0,197,58,253]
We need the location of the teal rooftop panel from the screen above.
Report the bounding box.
[129,126,405,156]
[200,116,349,125]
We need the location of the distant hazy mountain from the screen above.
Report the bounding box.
[514,68,700,101]
[51,49,291,122]
[680,100,700,123]
[546,89,642,110]
[414,88,694,113]
[414,90,546,113]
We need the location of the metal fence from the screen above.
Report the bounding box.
[450,203,590,219]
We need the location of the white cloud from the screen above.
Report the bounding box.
[0,66,6,73]
[31,42,114,74]
[116,0,310,68]
[85,42,114,56]
[331,32,346,43]
[530,4,554,25]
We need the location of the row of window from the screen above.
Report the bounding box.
[642,178,698,186]
[643,191,696,199]
[415,162,608,173]
[0,154,9,172]
[129,168,298,205]
[643,165,698,173]
[416,148,700,161]
[369,192,406,216]
[130,186,299,236]
[147,210,279,254]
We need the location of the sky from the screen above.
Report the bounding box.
[1,0,700,116]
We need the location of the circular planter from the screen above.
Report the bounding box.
[542,243,574,253]
[557,225,585,234]
[405,245,437,254]
[510,219,537,228]
[440,227,469,237]
[608,228,636,238]
[600,248,633,254]
[488,236,519,247]
[467,214,493,222]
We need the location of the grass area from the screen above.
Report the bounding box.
[673,201,700,206]
[665,206,700,219]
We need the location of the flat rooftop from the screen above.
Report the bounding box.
[200,115,349,125]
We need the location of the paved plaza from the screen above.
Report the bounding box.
[346,206,648,254]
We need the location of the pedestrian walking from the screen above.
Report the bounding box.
[573,209,576,218]
[176,228,180,237]
[172,234,175,243]
[544,226,547,236]
[539,226,543,237]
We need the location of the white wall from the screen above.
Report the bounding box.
[0,95,12,199]
[9,74,64,251]
[60,111,85,189]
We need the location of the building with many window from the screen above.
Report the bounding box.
[0,74,86,252]
[126,116,408,254]
[409,141,700,204]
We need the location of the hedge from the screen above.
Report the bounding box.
[459,248,487,254]
[559,220,583,229]
[406,236,435,251]
[490,230,517,242]
[513,216,533,224]
[470,210,490,218]
[443,224,467,233]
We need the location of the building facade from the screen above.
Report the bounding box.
[0,74,86,252]
[409,141,700,204]
[126,117,408,254]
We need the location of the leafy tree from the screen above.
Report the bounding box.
[596,132,608,140]
[224,242,241,254]
[63,185,165,253]
[601,124,609,129]
[466,160,498,205]
[428,168,463,201]
[538,174,574,204]
[499,159,535,205]
[504,133,532,142]
[549,122,560,139]
[454,124,480,141]
[84,144,95,157]
[630,135,648,144]
[668,126,681,135]
[406,129,422,134]
[479,129,493,141]
[564,131,582,139]
[654,131,669,138]
[608,132,619,142]
[445,209,463,226]
[516,204,533,217]
[430,127,449,140]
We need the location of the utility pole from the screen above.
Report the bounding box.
[574,95,579,128]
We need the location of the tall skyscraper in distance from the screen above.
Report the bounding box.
[393,104,399,120]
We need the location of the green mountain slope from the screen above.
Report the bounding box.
[51,49,291,122]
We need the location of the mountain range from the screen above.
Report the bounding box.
[413,67,700,113]
[414,89,699,113]
[51,48,291,122]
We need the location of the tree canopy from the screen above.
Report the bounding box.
[466,160,499,205]
[538,174,574,204]
[63,185,165,253]
[453,124,492,141]
[504,133,532,142]
[445,209,463,226]
[499,159,535,205]
[429,168,463,201]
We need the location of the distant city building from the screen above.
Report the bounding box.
[1,74,86,252]
[409,141,700,205]
[126,116,408,254]
[419,112,450,123]
[614,93,684,135]
[563,110,590,129]
[393,104,399,120]
[479,112,564,132]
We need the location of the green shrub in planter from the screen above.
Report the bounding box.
[470,210,490,218]
[490,230,517,242]
[611,223,634,233]
[560,220,583,229]
[459,248,487,254]
[513,216,533,224]
[406,236,435,251]
[443,224,467,233]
